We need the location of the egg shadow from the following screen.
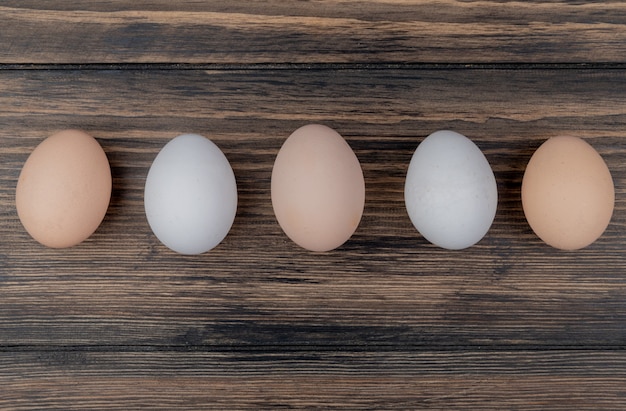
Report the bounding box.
[216,136,283,253]
[347,134,424,253]
[96,138,160,244]
[480,130,549,249]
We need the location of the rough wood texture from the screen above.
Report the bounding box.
[2,1,626,64]
[1,351,625,409]
[2,1,626,410]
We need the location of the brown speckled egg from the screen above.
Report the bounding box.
[521,136,614,250]
[15,129,112,248]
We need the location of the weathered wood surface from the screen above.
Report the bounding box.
[1,351,625,409]
[2,67,626,409]
[2,1,626,410]
[2,1,626,64]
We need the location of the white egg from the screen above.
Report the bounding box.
[404,130,497,250]
[144,134,237,254]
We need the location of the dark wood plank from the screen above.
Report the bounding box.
[3,1,626,64]
[1,68,625,349]
[1,350,625,410]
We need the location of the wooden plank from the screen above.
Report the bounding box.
[2,1,626,64]
[1,68,625,348]
[0,351,625,410]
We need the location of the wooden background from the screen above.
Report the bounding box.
[2,1,626,409]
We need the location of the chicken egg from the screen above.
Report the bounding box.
[404,130,498,250]
[271,124,365,252]
[144,134,237,254]
[521,136,614,250]
[15,129,112,248]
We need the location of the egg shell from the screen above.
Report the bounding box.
[521,136,614,250]
[271,124,365,252]
[404,130,498,250]
[144,134,237,255]
[15,129,112,248]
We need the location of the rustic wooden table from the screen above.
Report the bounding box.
[2,1,626,409]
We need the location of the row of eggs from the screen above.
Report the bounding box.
[15,126,614,253]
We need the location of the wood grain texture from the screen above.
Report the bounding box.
[2,68,626,350]
[2,67,626,408]
[2,1,626,409]
[2,1,626,64]
[1,351,625,410]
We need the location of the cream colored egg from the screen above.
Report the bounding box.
[271,124,365,252]
[15,129,112,248]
